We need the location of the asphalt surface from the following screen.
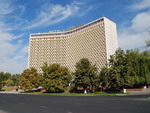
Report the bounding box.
[0,94,150,113]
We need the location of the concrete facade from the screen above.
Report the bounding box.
[28,17,118,73]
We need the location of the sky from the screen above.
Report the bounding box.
[0,0,150,74]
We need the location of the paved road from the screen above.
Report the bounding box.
[0,94,150,113]
[0,90,22,94]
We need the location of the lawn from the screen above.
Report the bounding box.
[20,91,127,96]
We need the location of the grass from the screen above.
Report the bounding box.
[20,91,128,96]
[1,87,9,91]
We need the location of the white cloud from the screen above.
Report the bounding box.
[119,31,148,50]
[0,0,14,15]
[24,3,79,29]
[18,5,25,16]
[131,12,150,32]
[0,36,28,74]
[24,1,90,30]
[0,0,27,74]
[21,45,29,54]
[118,13,150,50]
[129,0,150,11]
[0,31,27,73]
[0,56,27,74]
[119,1,150,50]
[0,31,24,42]
[0,0,92,74]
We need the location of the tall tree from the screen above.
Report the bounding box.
[138,51,150,85]
[130,50,150,86]
[4,73,13,86]
[0,72,7,90]
[41,63,71,93]
[100,49,138,90]
[0,72,12,90]
[19,68,41,91]
[74,58,99,93]
[99,66,111,89]
[109,48,126,89]
[11,74,20,86]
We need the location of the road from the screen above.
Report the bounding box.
[0,94,150,113]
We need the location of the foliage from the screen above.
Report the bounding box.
[21,92,126,96]
[73,58,99,92]
[19,68,41,91]
[99,66,111,89]
[41,63,71,93]
[99,49,150,90]
[10,74,20,86]
[0,72,12,90]
[137,50,150,85]
[3,73,13,86]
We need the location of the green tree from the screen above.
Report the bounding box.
[138,50,150,85]
[100,48,150,90]
[41,63,71,93]
[0,72,6,90]
[100,49,137,90]
[129,50,150,86]
[74,58,99,93]
[10,74,20,86]
[99,66,111,89]
[123,50,137,87]
[108,48,126,89]
[0,72,12,90]
[19,68,41,91]
[4,73,13,86]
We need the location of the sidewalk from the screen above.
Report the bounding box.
[0,89,23,94]
[1,90,150,95]
[128,90,150,95]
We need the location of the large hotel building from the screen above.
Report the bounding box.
[28,17,118,73]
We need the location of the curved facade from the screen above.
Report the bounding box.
[28,17,118,73]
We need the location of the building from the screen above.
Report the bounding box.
[28,17,118,73]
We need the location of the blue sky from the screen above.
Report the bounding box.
[0,0,150,74]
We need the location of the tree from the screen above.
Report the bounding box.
[0,72,12,90]
[0,72,6,90]
[41,63,71,93]
[99,66,111,89]
[129,50,150,86]
[138,50,150,86]
[89,65,99,92]
[100,48,150,90]
[10,74,20,86]
[108,48,127,89]
[74,58,99,93]
[4,73,14,86]
[100,49,138,90]
[19,68,41,91]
